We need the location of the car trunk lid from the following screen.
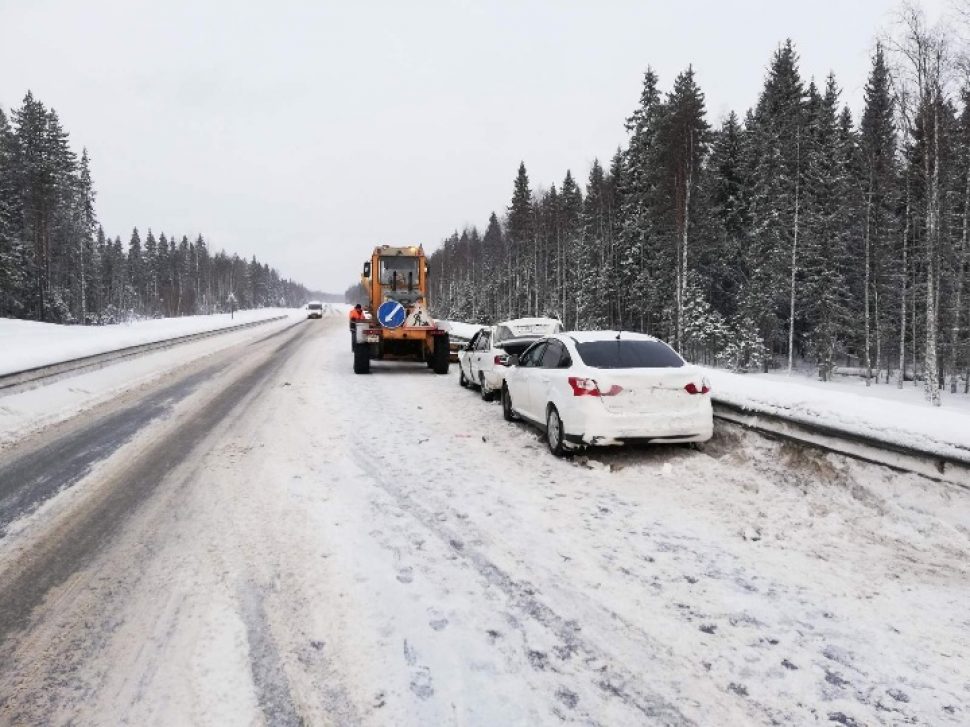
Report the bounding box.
[497,337,541,356]
[590,370,708,414]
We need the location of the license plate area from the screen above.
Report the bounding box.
[366,334,380,343]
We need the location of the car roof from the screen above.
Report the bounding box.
[495,317,561,327]
[557,330,661,344]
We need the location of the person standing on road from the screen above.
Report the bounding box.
[349,304,365,349]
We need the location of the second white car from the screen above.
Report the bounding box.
[458,317,562,401]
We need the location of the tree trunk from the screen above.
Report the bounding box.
[679,132,693,353]
[863,176,873,385]
[79,233,86,324]
[875,287,883,382]
[788,132,801,375]
[949,160,969,393]
[898,181,909,389]
[924,99,941,406]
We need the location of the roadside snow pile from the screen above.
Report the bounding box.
[438,320,483,340]
[706,368,970,462]
[0,308,301,376]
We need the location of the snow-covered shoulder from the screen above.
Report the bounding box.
[706,368,970,461]
[0,308,304,376]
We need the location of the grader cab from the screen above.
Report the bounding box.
[352,245,451,375]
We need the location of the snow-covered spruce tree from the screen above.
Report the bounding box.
[655,66,711,351]
[535,184,559,318]
[127,228,144,315]
[506,162,534,318]
[744,40,807,371]
[0,106,27,317]
[559,170,583,327]
[802,76,856,381]
[602,149,627,328]
[681,270,728,364]
[481,213,504,323]
[41,108,80,323]
[12,93,66,320]
[619,69,665,333]
[719,309,766,372]
[143,229,159,315]
[72,148,97,324]
[699,112,749,328]
[177,236,192,313]
[859,44,900,384]
[577,159,610,329]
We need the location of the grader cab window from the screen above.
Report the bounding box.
[379,257,419,289]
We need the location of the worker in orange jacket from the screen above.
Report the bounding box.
[349,304,365,350]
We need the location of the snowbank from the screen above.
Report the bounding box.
[706,368,970,462]
[0,308,304,376]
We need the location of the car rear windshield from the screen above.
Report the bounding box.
[308,303,322,310]
[575,340,684,369]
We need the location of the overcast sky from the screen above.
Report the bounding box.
[0,0,947,294]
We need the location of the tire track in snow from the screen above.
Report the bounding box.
[349,449,695,726]
[239,583,304,727]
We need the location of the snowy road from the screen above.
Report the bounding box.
[0,316,968,725]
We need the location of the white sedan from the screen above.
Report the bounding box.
[458,317,562,401]
[500,331,713,456]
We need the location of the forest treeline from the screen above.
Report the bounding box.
[427,9,969,403]
[0,92,321,324]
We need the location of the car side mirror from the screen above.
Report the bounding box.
[505,355,518,367]
[363,262,371,278]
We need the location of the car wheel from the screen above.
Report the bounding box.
[546,406,568,457]
[479,374,495,402]
[501,384,517,422]
[459,368,469,387]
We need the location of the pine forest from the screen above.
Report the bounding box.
[0,92,320,325]
[426,12,970,403]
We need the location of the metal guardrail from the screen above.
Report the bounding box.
[0,315,290,396]
[713,401,970,489]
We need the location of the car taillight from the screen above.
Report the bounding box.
[494,355,507,365]
[568,377,622,397]
[685,378,711,395]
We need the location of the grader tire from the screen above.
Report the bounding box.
[433,334,450,375]
[353,341,371,374]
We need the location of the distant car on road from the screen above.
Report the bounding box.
[458,317,562,401]
[306,301,324,319]
[500,331,713,456]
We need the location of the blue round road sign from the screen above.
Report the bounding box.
[377,300,407,328]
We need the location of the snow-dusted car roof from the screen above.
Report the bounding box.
[496,316,561,328]
[562,330,660,343]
